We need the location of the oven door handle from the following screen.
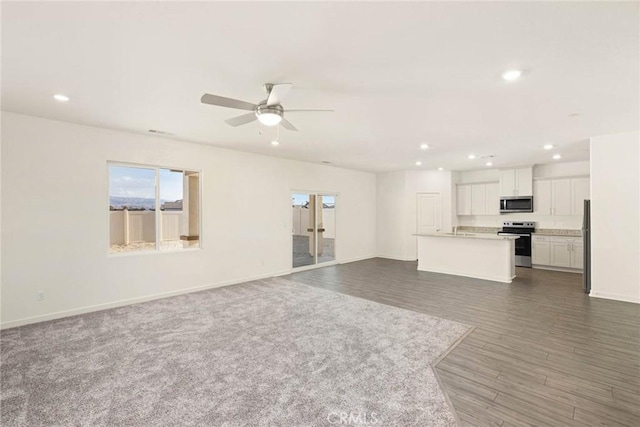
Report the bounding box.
[497,232,524,236]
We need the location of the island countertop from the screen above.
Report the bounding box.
[413,233,519,241]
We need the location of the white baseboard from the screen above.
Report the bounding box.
[589,291,640,304]
[339,255,376,264]
[0,270,290,330]
[532,265,582,274]
[377,255,417,261]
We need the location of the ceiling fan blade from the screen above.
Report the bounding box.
[266,83,292,106]
[225,113,257,127]
[280,118,298,131]
[201,94,256,111]
[284,109,334,112]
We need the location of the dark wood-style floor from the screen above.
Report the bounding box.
[287,258,640,427]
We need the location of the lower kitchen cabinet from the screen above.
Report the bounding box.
[532,236,551,265]
[571,241,584,269]
[532,235,583,270]
[550,240,572,267]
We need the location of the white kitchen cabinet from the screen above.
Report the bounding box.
[571,241,584,270]
[456,184,471,215]
[532,236,551,265]
[571,177,590,215]
[533,235,583,269]
[471,184,487,215]
[552,179,571,215]
[485,182,500,215]
[550,240,572,267]
[457,183,499,216]
[545,236,583,269]
[500,167,533,197]
[534,180,552,215]
[534,177,578,216]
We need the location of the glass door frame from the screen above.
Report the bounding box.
[290,191,338,272]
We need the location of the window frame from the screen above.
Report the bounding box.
[107,161,202,256]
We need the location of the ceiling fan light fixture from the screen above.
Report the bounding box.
[255,104,284,127]
[257,112,282,126]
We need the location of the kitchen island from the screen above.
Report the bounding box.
[415,233,519,283]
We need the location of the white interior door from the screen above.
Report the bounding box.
[417,193,442,234]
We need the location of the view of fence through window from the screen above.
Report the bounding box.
[109,164,200,253]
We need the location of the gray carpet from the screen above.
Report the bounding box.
[1,278,470,426]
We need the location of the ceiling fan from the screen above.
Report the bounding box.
[200,83,332,131]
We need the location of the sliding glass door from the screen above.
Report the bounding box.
[292,193,336,269]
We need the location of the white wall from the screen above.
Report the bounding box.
[1,112,377,328]
[456,161,590,229]
[534,161,590,178]
[590,131,640,304]
[376,171,407,260]
[376,170,453,260]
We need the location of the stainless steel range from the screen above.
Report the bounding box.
[497,221,535,267]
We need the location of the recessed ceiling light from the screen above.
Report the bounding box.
[553,154,562,160]
[270,140,279,146]
[486,161,493,167]
[437,167,444,171]
[468,154,476,159]
[502,69,523,81]
[420,143,429,150]
[53,94,70,102]
[415,161,422,166]
[544,144,554,150]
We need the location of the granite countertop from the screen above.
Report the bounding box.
[534,229,582,237]
[414,233,519,241]
[457,226,501,234]
[458,226,582,237]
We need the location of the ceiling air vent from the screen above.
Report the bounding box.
[148,129,173,135]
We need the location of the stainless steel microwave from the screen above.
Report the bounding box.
[500,196,533,213]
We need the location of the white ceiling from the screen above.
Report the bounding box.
[2,2,638,172]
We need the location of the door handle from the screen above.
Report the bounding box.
[307,228,326,232]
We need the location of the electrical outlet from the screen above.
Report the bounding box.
[36,291,45,301]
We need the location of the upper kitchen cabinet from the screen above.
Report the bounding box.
[485,182,500,215]
[456,182,498,215]
[570,177,590,215]
[534,176,589,216]
[457,184,472,215]
[499,167,533,197]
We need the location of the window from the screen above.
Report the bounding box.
[108,164,200,254]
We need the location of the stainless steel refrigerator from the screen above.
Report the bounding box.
[582,200,591,294]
